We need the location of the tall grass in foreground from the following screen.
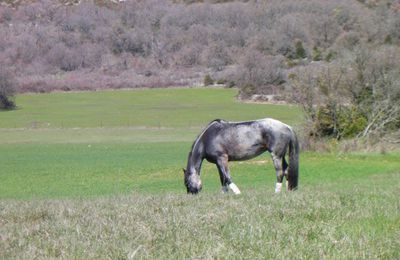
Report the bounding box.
[1,171,399,259]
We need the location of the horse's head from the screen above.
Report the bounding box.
[183,168,202,194]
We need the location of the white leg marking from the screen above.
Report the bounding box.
[286,180,289,191]
[275,182,282,193]
[228,183,241,195]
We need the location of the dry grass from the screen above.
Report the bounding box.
[1,171,399,259]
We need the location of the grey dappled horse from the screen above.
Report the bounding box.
[183,118,299,194]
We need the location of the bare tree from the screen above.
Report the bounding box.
[349,46,400,137]
[236,50,285,98]
[291,45,400,139]
[290,65,348,138]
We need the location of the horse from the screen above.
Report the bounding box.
[183,118,299,194]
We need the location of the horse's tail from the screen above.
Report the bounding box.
[287,129,299,190]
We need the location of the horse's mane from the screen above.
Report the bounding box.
[190,119,224,151]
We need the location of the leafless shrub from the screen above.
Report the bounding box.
[202,41,232,71]
[111,27,149,57]
[347,45,400,137]
[18,77,49,93]
[0,6,13,22]
[236,50,285,98]
[0,67,16,109]
[290,44,400,141]
[388,12,400,43]
[45,43,81,72]
[80,43,103,69]
[272,14,310,58]
[175,45,202,67]
[308,8,341,48]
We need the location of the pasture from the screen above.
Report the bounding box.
[1,88,399,258]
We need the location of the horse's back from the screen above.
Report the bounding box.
[259,118,292,131]
[203,119,271,161]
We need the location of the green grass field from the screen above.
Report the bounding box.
[0,88,300,129]
[0,88,304,199]
[1,88,399,258]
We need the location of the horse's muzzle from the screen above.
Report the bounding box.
[187,185,202,194]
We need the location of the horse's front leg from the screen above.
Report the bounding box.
[219,171,229,193]
[216,154,241,195]
[272,153,285,193]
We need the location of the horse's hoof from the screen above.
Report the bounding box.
[228,183,241,195]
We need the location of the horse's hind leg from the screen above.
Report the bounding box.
[272,153,285,193]
[282,157,289,191]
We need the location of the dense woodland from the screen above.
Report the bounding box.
[0,0,399,139]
